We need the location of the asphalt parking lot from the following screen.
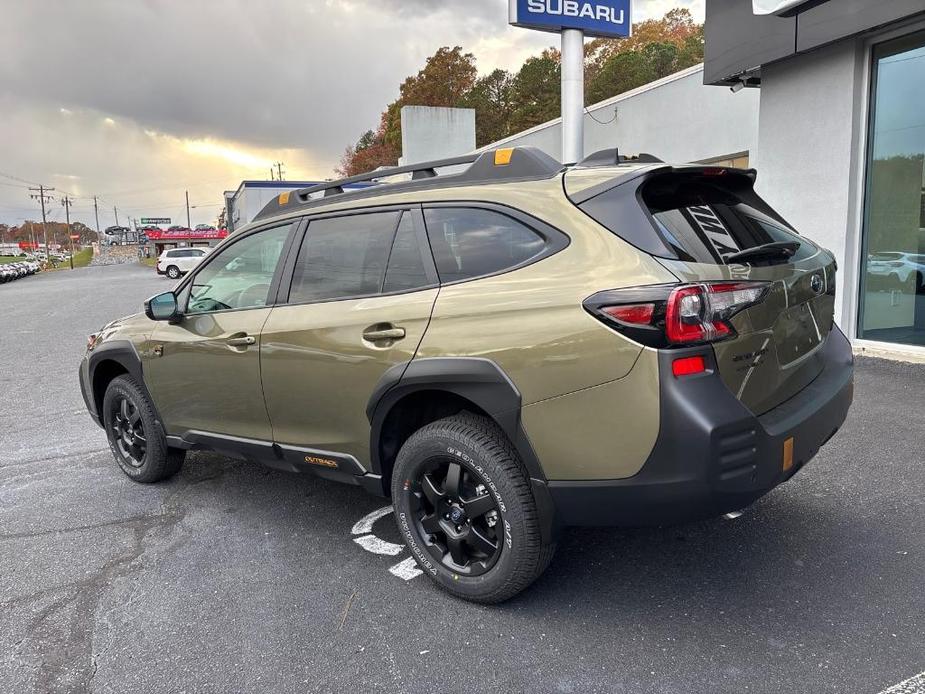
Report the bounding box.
[1,263,923,694]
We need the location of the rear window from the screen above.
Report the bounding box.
[583,171,818,265]
[423,207,547,283]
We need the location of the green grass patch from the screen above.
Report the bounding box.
[139,256,157,267]
[45,247,93,271]
[0,255,25,264]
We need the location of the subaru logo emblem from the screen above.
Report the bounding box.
[810,274,824,295]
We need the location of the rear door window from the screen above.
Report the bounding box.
[423,207,547,283]
[289,211,400,303]
[383,212,432,294]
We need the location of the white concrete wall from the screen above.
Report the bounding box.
[401,106,476,165]
[752,38,867,330]
[480,64,760,165]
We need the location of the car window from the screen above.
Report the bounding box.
[186,224,292,313]
[638,174,818,264]
[423,207,546,283]
[288,211,400,303]
[383,212,431,293]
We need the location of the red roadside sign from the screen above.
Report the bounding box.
[69,234,80,240]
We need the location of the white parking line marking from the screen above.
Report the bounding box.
[350,504,422,580]
[877,671,925,694]
[389,556,424,581]
[353,534,404,556]
[352,505,394,535]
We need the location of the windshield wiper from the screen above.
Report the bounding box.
[723,241,800,265]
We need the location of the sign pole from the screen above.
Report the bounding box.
[560,28,585,164]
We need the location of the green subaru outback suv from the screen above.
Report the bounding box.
[79,147,853,603]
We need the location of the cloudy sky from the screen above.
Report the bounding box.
[0,0,702,229]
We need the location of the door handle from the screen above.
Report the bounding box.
[226,335,256,347]
[363,327,406,341]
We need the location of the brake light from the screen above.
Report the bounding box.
[584,281,770,348]
[665,282,767,345]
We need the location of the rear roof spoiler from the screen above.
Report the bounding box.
[568,164,758,205]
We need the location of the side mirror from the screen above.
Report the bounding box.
[144,291,180,322]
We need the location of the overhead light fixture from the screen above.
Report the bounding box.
[730,79,747,94]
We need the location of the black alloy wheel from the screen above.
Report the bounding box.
[110,395,147,467]
[408,458,503,577]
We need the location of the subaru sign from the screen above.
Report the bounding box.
[509,0,631,38]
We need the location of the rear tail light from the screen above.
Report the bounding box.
[584,281,770,348]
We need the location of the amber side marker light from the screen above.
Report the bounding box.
[278,191,291,205]
[783,437,794,471]
[494,148,514,166]
[672,355,706,378]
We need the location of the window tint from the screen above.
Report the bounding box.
[186,224,291,313]
[289,211,400,303]
[640,174,817,265]
[383,213,431,293]
[423,208,546,283]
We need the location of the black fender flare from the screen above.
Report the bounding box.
[85,341,165,437]
[88,340,144,388]
[366,357,557,538]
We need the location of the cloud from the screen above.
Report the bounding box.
[0,0,704,226]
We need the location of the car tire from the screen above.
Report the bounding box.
[391,412,556,604]
[102,375,184,483]
[166,265,181,279]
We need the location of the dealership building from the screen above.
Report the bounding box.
[482,0,925,359]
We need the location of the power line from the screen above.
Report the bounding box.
[585,105,618,125]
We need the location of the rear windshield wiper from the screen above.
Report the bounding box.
[723,241,800,265]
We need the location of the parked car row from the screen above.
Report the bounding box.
[0,260,41,283]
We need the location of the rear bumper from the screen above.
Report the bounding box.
[548,326,854,526]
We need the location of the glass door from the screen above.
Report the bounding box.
[858,31,925,347]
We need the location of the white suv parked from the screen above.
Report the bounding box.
[156,247,208,279]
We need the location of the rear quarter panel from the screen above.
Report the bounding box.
[414,178,677,406]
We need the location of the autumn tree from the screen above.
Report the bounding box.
[585,8,703,102]
[510,49,561,133]
[462,68,516,147]
[339,10,705,176]
[337,120,400,177]
[382,46,478,152]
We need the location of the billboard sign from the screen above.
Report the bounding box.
[509,0,631,38]
[145,228,228,241]
[140,217,171,225]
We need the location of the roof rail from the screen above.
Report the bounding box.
[302,152,480,202]
[577,148,664,168]
[253,146,563,222]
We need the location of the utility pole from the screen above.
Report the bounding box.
[270,168,275,181]
[28,185,54,263]
[113,206,119,227]
[61,195,74,269]
[185,190,191,229]
[275,161,285,181]
[92,196,102,246]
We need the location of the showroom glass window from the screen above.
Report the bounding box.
[858,32,925,346]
